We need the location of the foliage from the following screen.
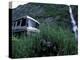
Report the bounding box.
[12,24,78,58]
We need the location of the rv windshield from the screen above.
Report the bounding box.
[28,19,39,29]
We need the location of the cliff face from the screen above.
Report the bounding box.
[12,2,78,30]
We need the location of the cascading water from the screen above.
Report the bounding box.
[68,5,78,40]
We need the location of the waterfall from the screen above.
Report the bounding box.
[68,5,78,40]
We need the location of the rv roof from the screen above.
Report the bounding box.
[13,15,40,24]
[27,16,40,24]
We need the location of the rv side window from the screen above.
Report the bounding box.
[26,19,28,27]
[17,20,20,26]
[21,18,26,26]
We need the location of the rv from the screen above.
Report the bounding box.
[12,16,40,35]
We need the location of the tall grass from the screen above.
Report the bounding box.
[12,24,78,58]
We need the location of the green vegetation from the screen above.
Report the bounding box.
[11,3,78,58]
[12,24,77,58]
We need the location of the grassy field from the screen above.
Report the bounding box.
[11,24,78,58]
